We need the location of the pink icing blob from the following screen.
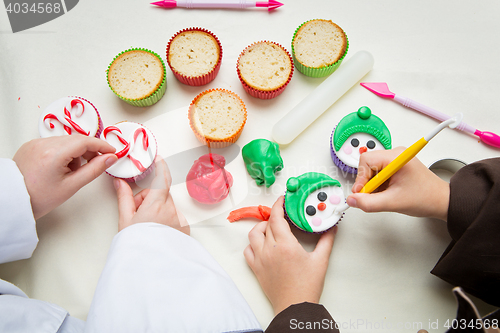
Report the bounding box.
[186,153,233,204]
[329,195,341,205]
[343,144,352,154]
[312,217,322,226]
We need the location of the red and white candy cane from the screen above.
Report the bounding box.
[43,99,90,136]
[103,126,150,172]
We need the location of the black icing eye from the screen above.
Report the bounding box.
[367,140,376,149]
[306,205,316,216]
[317,192,327,202]
[351,138,360,147]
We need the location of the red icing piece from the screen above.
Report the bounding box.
[359,146,367,154]
[186,153,233,204]
[317,202,326,211]
[227,205,272,222]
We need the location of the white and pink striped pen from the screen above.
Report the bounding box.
[151,0,283,11]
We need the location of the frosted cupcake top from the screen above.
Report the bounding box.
[39,97,99,138]
[102,122,157,180]
[285,172,344,233]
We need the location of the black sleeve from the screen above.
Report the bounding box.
[265,302,340,333]
[431,158,500,307]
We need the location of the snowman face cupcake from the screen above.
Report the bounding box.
[335,132,385,168]
[284,172,344,233]
[331,106,392,173]
[303,186,345,233]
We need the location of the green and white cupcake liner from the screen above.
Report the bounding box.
[107,48,167,107]
[291,20,349,78]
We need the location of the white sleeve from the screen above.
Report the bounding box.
[0,158,38,264]
[84,223,263,333]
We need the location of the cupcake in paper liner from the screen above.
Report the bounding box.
[101,121,158,183]
[237,41,293,99]
[166,28,222,86]
[331,106,392,174]
[107,48,167,107]
[188,88,247,148]
[39,96,104,138]
[284,172,345,234]
[291,19,348,78]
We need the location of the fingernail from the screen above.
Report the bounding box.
[113,178,120,190]
[347,196,357,208]
[106,156,118,168]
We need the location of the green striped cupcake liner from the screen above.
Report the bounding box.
[107,48,167,107]
[291,20,349,78]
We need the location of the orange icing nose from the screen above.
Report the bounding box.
[317,203,326,211]
[359,146,368,154]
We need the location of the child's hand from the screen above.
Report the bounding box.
[114,157,189,235]
[348,147,449,221]
[13,136,118,220]
[244,196,337,315]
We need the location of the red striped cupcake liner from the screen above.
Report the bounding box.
[237,41,294,100]
[166,28,223,86]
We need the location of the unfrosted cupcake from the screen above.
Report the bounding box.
[331,106,392,174]
[166,28,222,86]
[237,41,293,99]
[284,172,345,233]
[107,48,167,107]
[39,96,103,138]
[292,19,348,77]
[188,89,247,148]
[101,122,157,182]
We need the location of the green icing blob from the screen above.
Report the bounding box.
[242,139,284,187]
[285,172,341,233]
[333,106,392,151]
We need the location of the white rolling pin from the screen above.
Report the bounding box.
[272,51,374,145]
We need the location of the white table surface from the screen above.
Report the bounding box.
[1,1,499,332]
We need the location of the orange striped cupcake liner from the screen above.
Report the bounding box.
[236,41,294,100]
[166,28,223,86]
[188,88,247,148]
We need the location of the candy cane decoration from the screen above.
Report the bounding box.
[43,99,90,136]
[103,126,150,172]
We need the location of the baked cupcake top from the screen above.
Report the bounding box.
[168,30,220,77]
[285,172,344,233]
[293,19,347,68]
[189,89,247,142]
[108,50,165,100]
[39,97,100,138]
[102,122,157,180]
[332,106,392,169]
[237,41,292,92]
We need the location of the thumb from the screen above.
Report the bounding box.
[347,192,392,213]
[69,153,118,190]
[312,226,336,262]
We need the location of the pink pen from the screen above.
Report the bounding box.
[360,82,500,149]
[151,0,283,11]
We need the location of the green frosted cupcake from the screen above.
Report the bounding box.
[291,19,348,78]
[107,48,167,107]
